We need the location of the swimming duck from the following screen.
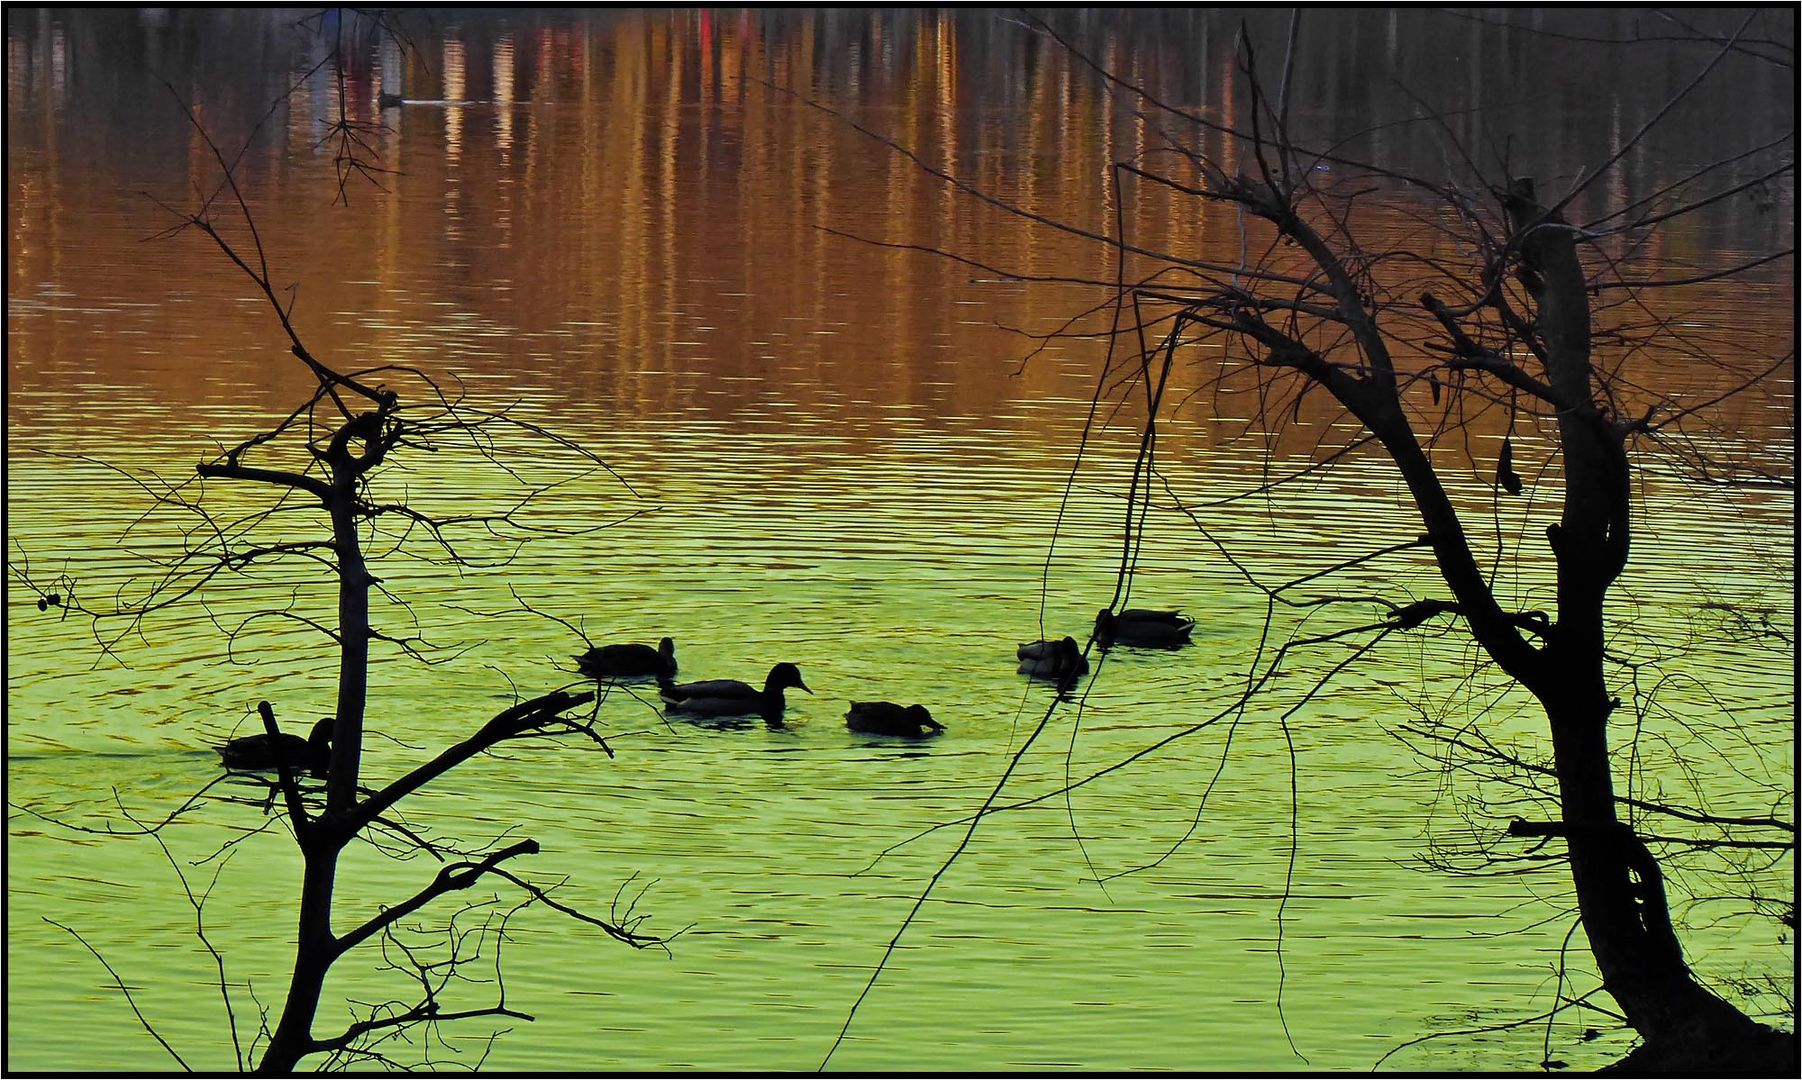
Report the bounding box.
[846,701,944,738]
[1017,636,1089,683]
[575,637,677,681]
[660,662,810,720]
[1094,607,1194,649]
[378,95,485,108]
[217,716,333,778]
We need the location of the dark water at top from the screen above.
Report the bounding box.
[6,9,1793,1072]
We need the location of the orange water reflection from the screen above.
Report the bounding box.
[11,11,1789,454]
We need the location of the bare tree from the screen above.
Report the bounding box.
[812,11,1794,1072]
[10,27,666,1074]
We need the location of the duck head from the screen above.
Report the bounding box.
[906,705,944,733]
[308,716,335,746]
[1054,637,1086,694]
[765,662,811,695]
[307,717,335,778]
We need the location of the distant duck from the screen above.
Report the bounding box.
[575,637,677,681]
[846,701,944,738]
[218,716,333,778]
[378,94,486,108]
[1095,607,1194,649]
[660,662,810,720]
[1017,636,1089,684]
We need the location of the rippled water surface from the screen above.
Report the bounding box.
[7,9,1794,1072]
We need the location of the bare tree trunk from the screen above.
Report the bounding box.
[7,63,669,1065]
[259,421,379,1072]
[326,418,378,813]
[329,503,367,814]
[1205,164,1790,1068]
[257,838,344,1074]
[1531,693,1790,1073]
[1503,183,1791,1073]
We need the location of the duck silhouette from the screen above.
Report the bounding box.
[575,637,676,681]
[1094,608,1194,649]
[1017,636,1089,686]
[846,701,943,738]
[659,662,810,721]
[218,716,333,778]
[378,93,488,108]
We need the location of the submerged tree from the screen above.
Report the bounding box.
[10,22,664,1074]
[818,11,1794,1072]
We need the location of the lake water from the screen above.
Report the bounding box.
[6,9,1794,1072]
